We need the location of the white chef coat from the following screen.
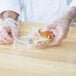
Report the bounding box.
[0,0,75,24]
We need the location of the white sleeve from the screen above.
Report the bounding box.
[69,0,76,7]
[0,0,21,15]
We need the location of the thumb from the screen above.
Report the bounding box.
[11,26,18,40]
[51,32,64,46]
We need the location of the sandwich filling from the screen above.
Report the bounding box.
[28,29,55,44]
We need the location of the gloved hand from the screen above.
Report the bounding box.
[35,7,76,48]
[0,18,18,44]
[34,16,71,48]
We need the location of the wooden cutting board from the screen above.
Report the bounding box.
[0,22,76,76]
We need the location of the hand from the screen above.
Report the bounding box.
[0,18,18,44]
[34,16,71,48]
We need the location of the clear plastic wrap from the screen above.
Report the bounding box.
[13,27,39,49]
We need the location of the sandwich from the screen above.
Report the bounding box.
[28,28,55,48]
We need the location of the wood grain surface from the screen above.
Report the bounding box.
[0,22,76,76]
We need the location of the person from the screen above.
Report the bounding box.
[0,0,76,46]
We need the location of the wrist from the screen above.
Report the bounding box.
[62,15,72,25]
[3,18,18,27]
[64,7,76,23]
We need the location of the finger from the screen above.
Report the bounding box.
[0,34,10,44]
[0,34,4,45]
[0,40,4,44]
[51,31,64,46]
[11,26,18,40]
[1,36,12,44]
[51,39,61,46]
[46,23,57,30]
[2,30,14,43]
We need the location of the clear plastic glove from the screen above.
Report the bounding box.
[0,18,18,44]
[34,16,71,48]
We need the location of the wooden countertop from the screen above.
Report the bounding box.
[0,22,76,76]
